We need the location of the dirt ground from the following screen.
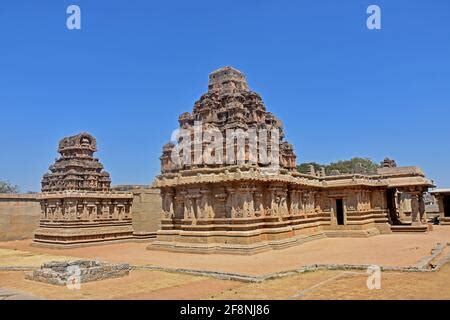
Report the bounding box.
[1,265,450,300]
[0,226,449,300]
[1,226,450,277]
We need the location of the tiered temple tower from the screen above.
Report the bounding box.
[34,133,134,248]
[42,133,111,192]
[160,66,297,173]
[151,66,433,254]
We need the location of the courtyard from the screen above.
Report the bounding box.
[0,226,449,300]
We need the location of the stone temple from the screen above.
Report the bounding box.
[151,66,434,254]
[33,133,134,247]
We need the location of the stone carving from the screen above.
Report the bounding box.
[381,157,397,168]
[160,66,297,173]
[42,133,111,192]
[34,133,134,248]
[150,67,434,254]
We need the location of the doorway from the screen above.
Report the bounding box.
[386,189,399,224]
[336,199,345,225]
[444,196,450,217]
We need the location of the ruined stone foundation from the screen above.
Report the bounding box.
[26,260,130,285]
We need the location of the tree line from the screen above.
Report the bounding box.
[297,157,380,175]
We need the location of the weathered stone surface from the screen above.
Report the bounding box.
[41,133,111,192]
[150,67,435,255]
[33,133,134,247]
[25,260,130,286]
[0,194,40,241]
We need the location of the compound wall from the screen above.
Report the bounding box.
[0,194,41,241]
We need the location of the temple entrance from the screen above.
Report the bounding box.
[336,199,345,225]
[386,189,399,224]
[444,196,450,217]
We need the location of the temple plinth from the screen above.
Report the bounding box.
[33,133,134,248]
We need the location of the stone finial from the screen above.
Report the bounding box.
[381,157,397,168]
[208,66,249,93]
[58,132,97,153]
[308,165,316,176]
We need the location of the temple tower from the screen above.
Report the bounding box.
[33,133,134,248]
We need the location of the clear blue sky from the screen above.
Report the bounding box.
[1,0,449,192]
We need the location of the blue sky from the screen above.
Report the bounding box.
[1,0,449,192]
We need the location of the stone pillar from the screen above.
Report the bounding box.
[162,190,175,219]
[278,189,288,216]
[160,190,167,217]
[192,194,201,221]
[68,201,77,220]
[253,190,264,216]
[184,196,194,220]
[95,201,101,219]
[81,201,89,220]
[87,204,95,221]
[268,187,278,216]
[174,195,185,219]
[410,193,421,226]
[397,191,406,221]
[419,192,427,224]
[213,189,227,218]
[125,201,132,219]
[314,192,320,214]
[110,201,117,219]
[107,200,114,219]
[288,190,297,215]
[40,202,46,220]
[300,192,307,217]
[244,188,255,217]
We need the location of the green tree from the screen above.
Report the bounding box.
[297,157,380,175]
[0,180,19,193]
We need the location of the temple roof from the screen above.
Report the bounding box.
[42,132,111,192]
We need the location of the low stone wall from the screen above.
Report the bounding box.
[0,194,40,241]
